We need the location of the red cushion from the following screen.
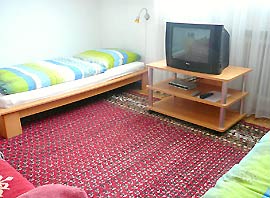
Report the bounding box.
[17,184,88,198]
[0,160,35,198]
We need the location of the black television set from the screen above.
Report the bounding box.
[165,22,230,74]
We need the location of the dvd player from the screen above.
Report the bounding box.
[169,78,197,90]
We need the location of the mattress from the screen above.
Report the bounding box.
[0,61,145,108]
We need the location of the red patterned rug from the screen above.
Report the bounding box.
[0,90,269,197]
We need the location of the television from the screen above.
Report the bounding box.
[165,22,230,74]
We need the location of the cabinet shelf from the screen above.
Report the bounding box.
[148,97,245,132]
[147,79,248,108]
[147,60,252,132]
[148,60,252,82]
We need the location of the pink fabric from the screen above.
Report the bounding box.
[17,184,88,198]
[0,159,35,198]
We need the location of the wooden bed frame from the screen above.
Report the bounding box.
[0,68,148,139]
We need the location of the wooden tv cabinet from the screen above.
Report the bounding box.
[147,60,252,132]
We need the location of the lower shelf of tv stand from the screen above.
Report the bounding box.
[148,96,246,132]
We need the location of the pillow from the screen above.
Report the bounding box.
[17,184,88,198]
[74,49,140,69]
[0,160,35,198]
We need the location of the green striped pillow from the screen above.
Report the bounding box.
[74,49,141,69]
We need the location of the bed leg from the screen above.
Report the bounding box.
[141,71,148,90]
[0,113,22,139]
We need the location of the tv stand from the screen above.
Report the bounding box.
[147,60,252,132]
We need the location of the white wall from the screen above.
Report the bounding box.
[98,0,160,62]
[0,0,100,65]
[98,0,169,82]
[0,0,163,66]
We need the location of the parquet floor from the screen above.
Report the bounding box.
[244,115,270,128]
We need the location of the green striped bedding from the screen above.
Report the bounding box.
[204,132,270,198]
[0,49,140,95]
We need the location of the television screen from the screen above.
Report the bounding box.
[166,22,230,74]
[172,27,210,64]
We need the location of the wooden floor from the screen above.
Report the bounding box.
[244,115,270,128]
[137,89,270,128]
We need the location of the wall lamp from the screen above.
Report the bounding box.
[134,8,150,23]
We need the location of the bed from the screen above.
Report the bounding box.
[0,49,147,139]
[203,131,270,198]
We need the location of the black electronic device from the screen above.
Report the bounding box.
[165,22,230,74]
[169,78,197,90]
[199,92,214,99]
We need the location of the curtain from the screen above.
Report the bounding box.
[148,0,270,118]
